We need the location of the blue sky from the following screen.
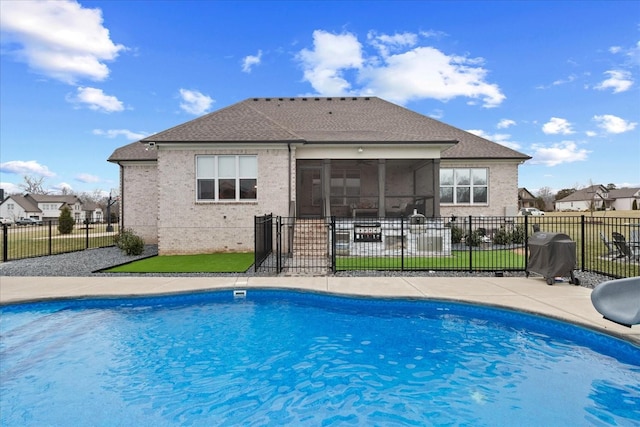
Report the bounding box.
[1,0,639,198]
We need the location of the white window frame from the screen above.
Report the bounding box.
[196,155,257,202]
[440,168,488,205]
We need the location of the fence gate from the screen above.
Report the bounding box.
[254,215,333,275]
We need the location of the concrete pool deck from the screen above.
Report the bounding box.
[1,275,639,344]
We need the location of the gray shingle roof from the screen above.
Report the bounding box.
[109,97,531,161]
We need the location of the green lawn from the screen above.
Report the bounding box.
[336,249,526,270]
[104,253,254,273]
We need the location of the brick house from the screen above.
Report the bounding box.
[555,185,640,211]
[108,97,531,255]
[0,194,104,223]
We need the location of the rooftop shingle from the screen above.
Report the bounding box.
[109,97,531,162]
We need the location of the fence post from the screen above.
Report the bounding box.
[468,215,473,272]
[276,216,282,274]
[523,215,529,271]
[401,216,405,271]
[254,215,258,271]
[85,221,90,249]
[2,224,7,262]
[48,221,52,255]
[331,216,336,273]
[580,215,585,271]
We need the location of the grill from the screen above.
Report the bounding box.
[526,232,580,286]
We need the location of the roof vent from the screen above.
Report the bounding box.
[314,98,320,101]
[289,98,295,101]
[327,97,332,101]
[340,97,346,100]
[265,98,271,101]
[302,98,307,101]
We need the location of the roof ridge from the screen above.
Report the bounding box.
[243,99,305,140]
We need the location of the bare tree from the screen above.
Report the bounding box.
[18,175,49,194]
[536,186,555,211]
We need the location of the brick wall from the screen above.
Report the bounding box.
[438,161,520,218]
[157,148,290,255]
[121,163,158,243]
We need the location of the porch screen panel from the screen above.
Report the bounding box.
[331,169,360,206]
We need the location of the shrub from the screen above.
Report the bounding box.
[492,227,512,245]
[465,229,484,247]
[114,228,145,255]
[511,225,526,244]
[58,206,74,235]
[450,225,464,244]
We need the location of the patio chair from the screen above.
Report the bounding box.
[600,231,621,258]
[612,232,639,261]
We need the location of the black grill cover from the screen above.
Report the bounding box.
[527,232,576,278]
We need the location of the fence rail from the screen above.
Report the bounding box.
[1,221,118,262]
[255,215,640,278]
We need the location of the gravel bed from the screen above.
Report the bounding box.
[0,245,611,289]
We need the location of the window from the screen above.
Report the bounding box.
[440,168,488,204]
[196,155,257,201]
[331,169,360,206]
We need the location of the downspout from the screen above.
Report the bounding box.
[288,143,293,217]
[118,162,124,229]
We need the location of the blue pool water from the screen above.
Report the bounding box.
[1,290,639,426]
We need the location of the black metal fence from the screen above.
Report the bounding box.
[254,214,640,278]
[1,221,118,262]
[254,214,273,271]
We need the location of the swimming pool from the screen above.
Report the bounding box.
[1,289,639,426]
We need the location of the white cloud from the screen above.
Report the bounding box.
[542,117,575,135]
[0,181,21,194]
[0,160,55,177]
[93,129,147,140]
[529,141,590,166]
[242,50,262,73]
[75,173,100,183]
[179,89,214,115]
[609,46,622,54]
[297,30,364,95]
[497,119,516,129]
[593,114,637,134]
[585,130,597,137]
[367,31,418,57]
[53,182,73,193]
[69,87,124,112]
[361,46,505,108]
[0,0,125,84]
[296,30,505,107]
[594,70,633,93]
[466,129,521,151]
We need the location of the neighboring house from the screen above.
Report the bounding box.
[109,97,531,255]
[0,194,103,223]
[518,188,537,210]
[608,187,640,211]
[555,185,640,211]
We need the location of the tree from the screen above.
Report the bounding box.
[19,175,49,194]
[58,206,75,235]
[555,188,576,201]
[536,186,554,211]
[606,183,617,190]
